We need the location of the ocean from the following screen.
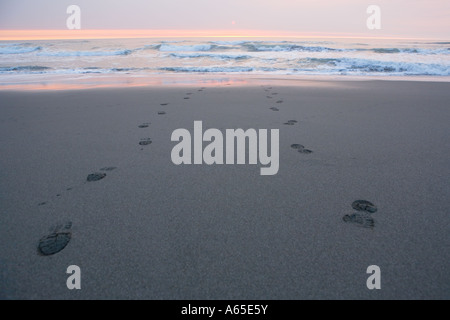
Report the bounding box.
[0,37,449,85]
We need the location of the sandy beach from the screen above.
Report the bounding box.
[0,79,449,299]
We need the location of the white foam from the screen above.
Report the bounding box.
[0,45,42,54]
[159,44,213,52]
[168,53,251,60]
[37,49,133,57]
[210,41,248,45]
[159,66,254,73]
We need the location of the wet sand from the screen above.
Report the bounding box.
[0,79,449,299]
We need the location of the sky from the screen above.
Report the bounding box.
[0,0,449,39]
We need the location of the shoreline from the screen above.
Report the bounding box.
[1,73,450,91]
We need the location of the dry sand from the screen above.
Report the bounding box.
[0,79,449,299]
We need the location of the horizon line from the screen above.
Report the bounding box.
[0,29,446,41]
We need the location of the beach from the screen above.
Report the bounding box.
[0,79,449,299]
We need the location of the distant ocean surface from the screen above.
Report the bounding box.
[1,37,449,80]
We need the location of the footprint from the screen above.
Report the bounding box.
[291,143,313,154]
[139,138,152,146]
[38,168,115,206]
[343,200,377,229]
[138,123,150,128]
[351,200,377,213]
[184,97,190,100]
[266,96,272,99]
[87,172,106,182]
[276,100,283,104]
[38,221,72,256]
[343,213,375,229]
[160,103,169,106]
[100,167,117,172]
[284,120,298,125]
[269,107,279,111]
[290,144,305,150]
[158,111,166,115]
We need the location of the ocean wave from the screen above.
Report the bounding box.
[301,58,339,66]
[141,44,162,50]
[0,66,51,73]
[286,57,449,75]
[1,38,449,78]
[209,40,249,45]
[110,67,147,72]
[2,60,447,76]
[159,66,254,73]
[0,45,42,54]
[372,48,402,54]
[37,49,134,57]
[159,44,214,52]
[372,48,450,55]
[330,58,450,75]
[242,43,345,52]
[0,66,151,75]
[168,52,251,60]
[77,67,148,74]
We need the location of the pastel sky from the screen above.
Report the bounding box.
[0,0,449,39]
